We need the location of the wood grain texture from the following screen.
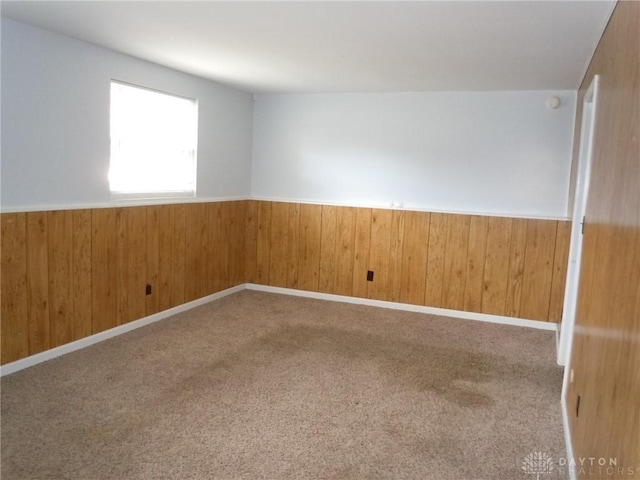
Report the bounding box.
[286,203,301,289]
[244,201,258,284]
[128,207,148,319]
[1,213,29,364]
[243,200,258,283]
[156,204,181,311]
[463,216,488,313]
[1,200,571,365]
[238,203,566,322]
[116,207,147,325]
[184,204,205,302]
[48,211,73,347]
[505,218,527,318]
[481,217,512,316]
[399,210,429,305]
[208,201,246,294]
[442,214,470,311]
[203,202,216,296]
[352,208,372,299]
[256,201,272,285]
[1,201,251,365]
[297,204,322,292]
[91,208,117,334]
[564,1,640,470]
[548,220,571,322]
[367,209,393,301]
[229,201,247,288]
[26,212,50,353]
[268,202,289,288]
[72,210,92,340]
[205,203,219,294]
[221,202,238,291]
[145,206,161,315]
[425,213,448,308]
[520,219,557,321]
[333,207,357,297]
[205,202,221,293]
[116,208,131,323]
[318,205,338,294]
[169,204,187,309]
[387,210,406,303]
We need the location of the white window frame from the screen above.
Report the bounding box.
[109,80,198,199]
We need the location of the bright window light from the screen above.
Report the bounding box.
[109,81,198,197]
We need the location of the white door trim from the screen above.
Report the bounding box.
[558,75,600,370]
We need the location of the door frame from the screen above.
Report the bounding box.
[558,75,600,368]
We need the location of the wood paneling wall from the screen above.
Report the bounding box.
[1,201,247,365]
[565,1,640,473]
[2,199,570,366]
[246,201,570,323]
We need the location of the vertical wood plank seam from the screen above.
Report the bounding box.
[481,217,513,315]
[25,215,36,354]
[314,206,324,291]
[460,217,472,310]
[398,212,408,304]
[476,217,491,313]
[519,219,532,319]
[26,215,33,354]
[421,214,430,307]
[330,207,338,293]
[545,221,560,322]
[365,208,374,298]
[423,213,432,307]
[296,203,302,288]
[514,219,527,320]
[440,215,449,307]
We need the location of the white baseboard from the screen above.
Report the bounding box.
[245,284,557,331]
[0,284,245,377]
[1,282,556,377]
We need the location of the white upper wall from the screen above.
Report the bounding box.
[2,18,577,218]
[1,18,254,211]
[251,92,576,218]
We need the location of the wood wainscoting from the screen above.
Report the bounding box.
[2,199,569,366]
[245,201,570,323]
[1,201,247,365]
[564,0,640,474]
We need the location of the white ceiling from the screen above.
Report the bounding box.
[1,1,615,93]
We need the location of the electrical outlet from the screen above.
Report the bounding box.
[146,284,152,295]
[367,271,374,282]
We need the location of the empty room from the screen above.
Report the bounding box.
[1,1,638,479]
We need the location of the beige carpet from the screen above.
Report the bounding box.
[1,290,567,479]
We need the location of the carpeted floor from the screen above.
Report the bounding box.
[1,290,567,479]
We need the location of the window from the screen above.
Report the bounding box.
[109,81,198,198]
